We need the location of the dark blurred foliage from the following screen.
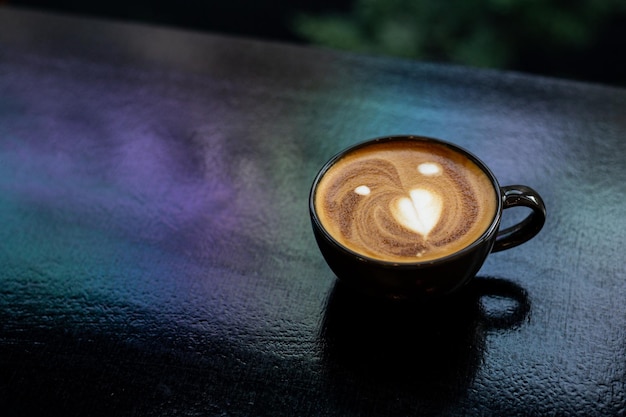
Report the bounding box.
[5,0,626,87]
[293,0,626,87]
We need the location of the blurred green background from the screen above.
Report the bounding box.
[4,0,626,87]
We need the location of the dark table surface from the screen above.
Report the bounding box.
[1,6,625,417]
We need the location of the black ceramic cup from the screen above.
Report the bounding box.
[309,135,546,299]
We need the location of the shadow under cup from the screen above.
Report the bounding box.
[318,276,531,405]
[310,135,546,299]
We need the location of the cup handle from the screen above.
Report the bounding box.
[492,185,546,252]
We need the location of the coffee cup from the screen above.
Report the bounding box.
[309,135,546,299]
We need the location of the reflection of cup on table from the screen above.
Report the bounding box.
[310,135,546,299]
[319,277,531,407]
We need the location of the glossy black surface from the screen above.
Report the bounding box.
[1,7,626,417]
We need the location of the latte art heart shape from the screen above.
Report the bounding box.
[393,188,443,237]
[313,140,498,262]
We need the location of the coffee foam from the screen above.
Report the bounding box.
[314,140,497,262]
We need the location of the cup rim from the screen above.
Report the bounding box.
[309,135,503,268]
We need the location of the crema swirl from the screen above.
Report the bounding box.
[314,139,497,262]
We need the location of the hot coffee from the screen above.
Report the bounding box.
[313,139,497,263]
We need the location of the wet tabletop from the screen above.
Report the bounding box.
[1,7,625,417]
